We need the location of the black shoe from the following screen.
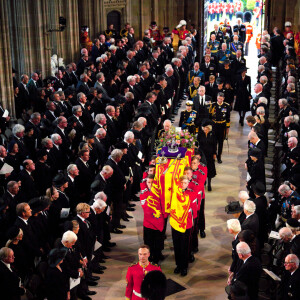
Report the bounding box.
[89,275,100,281]
[99,258,105,263]
[126,207,135,212]
[98,265,107,270]
[200,231,206,238]
[87,280,98,286]
[181,269,188,276]
[174,267,181,274]
[125,213,133,219]
[192,247,199,253]
[93,268,104,274]
[106,242,116,248]
[81,296,92,300]
[217,158,222,164]
[111,228,123,234]
[117,225,126,229]
[189,254,195,263]
[208,185,212,191]
[128,203,136,208]
[122,217,130,222]
[132,195,139,202]
[102,246,111,252]
[87,291,97,295]
[102,254,111,259]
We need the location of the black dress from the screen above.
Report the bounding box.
[234,75,251,112]
[45,265,69,300]
[197,130,217,178]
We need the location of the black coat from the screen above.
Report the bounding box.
[241,213,259,237]
[193,95,211,121]
[197,130,217,178]
[18,169,38,202]
[0,260,25,300]
[234,75,251,112]
[283,268,300,300]
[233,255,262,300]
[45,266,69,300]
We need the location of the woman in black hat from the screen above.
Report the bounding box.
[45,248,69,300]
[6,142,22,176]
[197,120,217,191]
[6,227,31,281]
[285,151,300,181]
[234,67,252,126]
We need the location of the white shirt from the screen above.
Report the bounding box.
[243,255,252,264]
[18,216,28,225]
[1,260,12,272]
[246,212,254,219]
[68,175,74,182]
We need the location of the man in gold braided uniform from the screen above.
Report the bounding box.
[179,100,197,134]
[188,77,201,100]
[104,24,117,39]
[209,92,230,163]
[120,23,130,38]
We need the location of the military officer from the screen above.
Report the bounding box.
[230,35,244,58]
[125,245,161,300]
[233,18,246,44]
[217,43,231,66]
[188,77,201,100]
[207,34,220,57]
[209,92,230,163]
[104,24,117,39]
[179,100,197,134]
[210,23,224,44]
[187,62,205,87]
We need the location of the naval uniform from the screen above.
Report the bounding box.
[209,101,231,160]
[179,109,197,134]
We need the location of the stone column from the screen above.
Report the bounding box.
[0,0,14,115]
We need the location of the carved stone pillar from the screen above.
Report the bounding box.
[0,0,14,115]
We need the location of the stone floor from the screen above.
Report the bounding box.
[91,41,259,299]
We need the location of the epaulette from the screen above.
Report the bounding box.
[199,169,205,175]
[200,162,206,167]
[192,180,199,185]
[224,102,230,106]
[129,262,139,267]
[192,110,197,113]
[150,262,158,266]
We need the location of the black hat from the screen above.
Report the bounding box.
[216,77,223,85]
[29,197,51,214]
[202,119,213,127]
[96,88,103,94]
[141,270,167,300]
[249,147,261,158]
[36,149,47,159]
[225,201,243,214]
[289,174,300,188]
[238,66,249,74]
[48,248,68,267]
[115,141,128,149]
[12,68,17,74]
[163,27,169,31]
[236,12,244,21]
[243,11,252,23]
[150,21,157,26]
[286,218,300,229]
[52,173,68,188]
[86,134,95,140]
[7,226,21,240]
[289,151,300,162]
[251,181,266,196]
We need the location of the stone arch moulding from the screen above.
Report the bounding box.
[106,9,123,33]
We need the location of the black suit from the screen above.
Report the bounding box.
[75,158,95,202]
[105,158,126,228]
[0,260,25,300]
[193,95,211,122]
[106,115,118,145]
[283,268,300,300]
[233,255,262,300]
[18,169,38,202]
[230,236,240,273]
[14,217,42,262]
[241,213,259,237]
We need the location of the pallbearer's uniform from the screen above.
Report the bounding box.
[125,262,161,300]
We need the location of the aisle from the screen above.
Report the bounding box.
[94,46,258,299]
[91,109,251,299]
